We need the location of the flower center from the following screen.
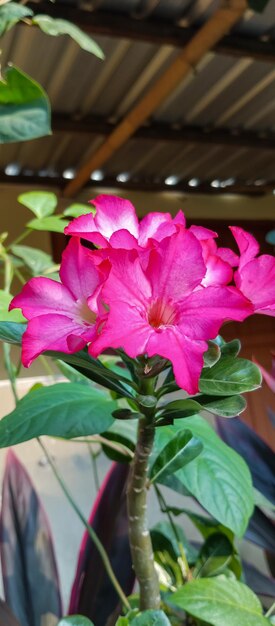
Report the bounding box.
[147,298,178,328]
[76,300,97,325]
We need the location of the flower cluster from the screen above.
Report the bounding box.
[11,195,275,394]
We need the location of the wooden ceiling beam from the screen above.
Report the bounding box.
[52,113,275,150]
[63,0,249,197]
[27,3,275,62]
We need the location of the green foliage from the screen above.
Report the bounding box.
[57,618,95,626]
[199,356,262,395]
[171,578,269,626]
[0,2,33,36]
[193,532,234,578]
[157,394,246,420]
[220,339,241,358]
[203,340,221,367]
[0,383,116,447]
[149,429,203,483]
[266,229,275,245]
[0,291,25,323]
[63,203,95,218]
[154,416,254,536]
[33,15,104,58]
[11,245,54,276]
[130,610,172,625]
[0,65,51,143]
[0,320,25,344]
[18,191,57,218]
[27,215,69,233]
[150,520,198,565]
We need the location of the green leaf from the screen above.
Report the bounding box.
[0,320,25,343]
[0,2,33,36]
[150,520,198,565]
[63,203,94,218]
[196,393,246,417]
[154,416,254,536]
[27,216,69,233]
[0,65,51,143]
[199,356,262,396]
[101,419,137,462]
[220,339,241,358]
[57,618,95,626]
[56,359,92,385]
[115,618,129,626]
[150,429,203,483]
[18,191,57,218]
[171,578,269,626]
[131,610,171,625]
[33,15,104,58]
[0,290,25,323]
[193,532,234,578]
[11,245,54,275]
[203,341,221,367]
[0,383,115,447]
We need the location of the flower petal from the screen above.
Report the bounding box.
[90,302,150,358]
[147,229,206,300]
[202,255,233,287]
[235,255,275,316]
[189,225,217,240]
[229,226,259,269]
[64,213,106,246]
[92,195,139,239]
[147,328,207,394]
[59,237,104,301]
[21,314,95,366]
[10,278,75,320]
[100,250,152,310]
[138,212,173,246]
[178,286,252,339]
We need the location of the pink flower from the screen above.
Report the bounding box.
[10,238,108,366]
[64,194,186,250]
[230,226,275,317]
[90,229,252,394]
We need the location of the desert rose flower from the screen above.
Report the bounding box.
[230,226,275,317]
[65,194,239,288]
[10,238,109,366]
[89,229,252,394]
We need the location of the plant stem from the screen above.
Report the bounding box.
[87,440,100,492]
[266,601,275,618]
[127,376,160,611]
[37,437,130,612]
[6,229,30,251]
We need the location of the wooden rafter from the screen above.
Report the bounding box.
[63,0,249,197]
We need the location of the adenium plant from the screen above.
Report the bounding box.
[0,193,275,625]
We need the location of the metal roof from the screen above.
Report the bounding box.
[2,0,275,197]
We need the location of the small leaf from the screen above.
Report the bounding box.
[200,356,262,396]
[193,532,234,578]
[27,215,69,233]
[0,290,25,323]
[0,65,51,143]
[197,393,246,417]
[150,520,198,564]
[57,618,95,626]
[171,578,269,626]
[0,2,33,36]
[33,15,104,58]
[0,320,25,344]
[63,203,94,218]
[266,229,275,245]
[220,339,241,358]
[203,341,221,367]
[18,191,57,217]
[0,383,115,447]
[150,429,203,483]
[11,244,54,275]
[131,610,172,625]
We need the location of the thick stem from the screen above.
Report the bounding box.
[127,410,160,610]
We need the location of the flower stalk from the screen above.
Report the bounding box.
[127,376,160,611]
